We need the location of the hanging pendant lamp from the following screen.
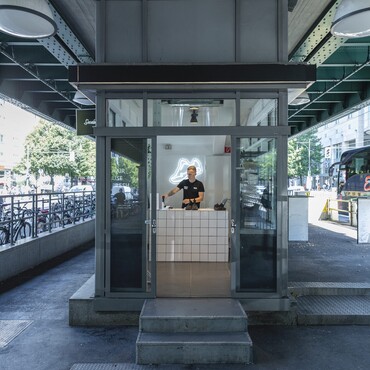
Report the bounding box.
[289,91,310,106]
[190,107,199,124]
[0,0,57,39]
[331,0,370,38]
[73,90,95,106]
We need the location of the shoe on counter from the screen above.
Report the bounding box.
[185,203,193,210]
[214,203,225,210]
[191,203,198,210]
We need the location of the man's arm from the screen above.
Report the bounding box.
[162,187,180,198]
[193,191,204,203]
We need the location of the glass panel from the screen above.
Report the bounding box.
[237,137,277,291]
[107,100,143,127]
[148,99,236,126]
[240,99,277,126]
[110,138,151,292]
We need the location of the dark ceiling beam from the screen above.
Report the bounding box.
[344,92,362,108]
[342,38,370,46]
[0,1,97,131]
[317,78,370,83]
[319,63,367,67]
[291,107,328,111]
[0,81,73,129]
[290,57,370,120]
[293,114,317,117]
[0,43,60,64]
[0,61,67,69]
[0,46,79,108]
[44,2,94,65]
[0,68,68,82]
[311,99,344,103]
[69,63,316,86]
[0,64,69,83]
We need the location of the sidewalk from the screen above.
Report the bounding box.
[289,191,370,283]
[1,210,370,369]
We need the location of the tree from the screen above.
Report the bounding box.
[111,156,139,189]
[15,120,95,189]
[258,147,276,181]
[288,130,323,186]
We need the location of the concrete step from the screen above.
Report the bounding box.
[136,331,253,365]
[289,282,370,296]
[296,295,370,325]
[139,298,248,333]
[136,298,252,365]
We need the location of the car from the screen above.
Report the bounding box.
[287,185,305,196]
[69,185,94,193]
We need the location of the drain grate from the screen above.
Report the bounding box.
[0,320,32,348]
[71,365,157,370]
[297,295,370,315]
[289,282,370,289]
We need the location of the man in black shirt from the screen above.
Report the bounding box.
[162,165,205,208]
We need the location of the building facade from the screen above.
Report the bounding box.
[70,0,315,313]
[318,105,370,183]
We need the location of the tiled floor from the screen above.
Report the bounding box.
[156,262,231,297]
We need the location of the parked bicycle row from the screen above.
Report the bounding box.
[0,191,95,246]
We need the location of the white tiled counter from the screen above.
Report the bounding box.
[156,209,229,262]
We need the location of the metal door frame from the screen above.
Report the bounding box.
[94,90,289,301]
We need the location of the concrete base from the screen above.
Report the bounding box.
[69,277,370,327]
[290,282,370,325]
[69,276,295,327]
[69,275,140,326]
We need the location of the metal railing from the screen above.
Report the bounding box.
[0,191,95,246]
[327,198,358,227]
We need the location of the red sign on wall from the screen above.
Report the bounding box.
[224,146,231,153]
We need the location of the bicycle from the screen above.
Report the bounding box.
[1,206,32,244]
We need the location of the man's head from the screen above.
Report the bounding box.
[187,166,197,180]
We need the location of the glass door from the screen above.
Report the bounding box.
[107,137,156,296]
[231,136,277,294]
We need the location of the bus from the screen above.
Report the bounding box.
[329,145,370,199]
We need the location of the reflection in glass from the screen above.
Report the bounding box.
[110,138,151,292]
[240,99,277,126]
[237,138,277,292]
[148,99,236,126]
[107,100,143,127]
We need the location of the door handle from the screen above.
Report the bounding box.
[145,219,157,233]
[231,218,236,234]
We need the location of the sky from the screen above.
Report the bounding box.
[0,100,39,169]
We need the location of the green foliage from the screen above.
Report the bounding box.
[258,148,276,181]
[111,156,138,188]
[288,131,323,181]
[15,120,95,181]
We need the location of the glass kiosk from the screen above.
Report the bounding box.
[92,95,287,310]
